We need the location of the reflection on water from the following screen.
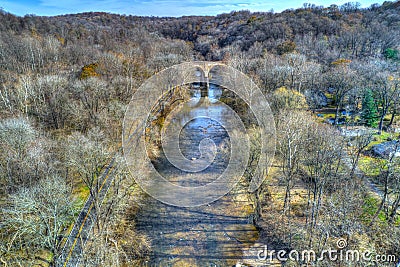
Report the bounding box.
[208,84,222,103]
[190,84,222,104]
[135,84,259,266]
[155,84,231,186]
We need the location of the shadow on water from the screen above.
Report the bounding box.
[134,195,260,267]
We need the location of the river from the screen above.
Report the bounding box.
[133,84,262,266]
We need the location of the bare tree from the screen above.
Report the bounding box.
[1,175,76,266]
[324,61,357,125]
[347,132,373,177]
[277,110,309,214]
[79,155,151,267]
[388,155,400,224]
[268,86,308,113]
[369,140,400,226]
[32,75,71,129]
[371,71,400,134]
[276,110,311,246]
[71,77,109,129]
[283,53,307,92]
[302,123,343,247]
[0,117,41,193]
[66,128,110,231]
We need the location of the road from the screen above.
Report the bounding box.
[56,157,117,267]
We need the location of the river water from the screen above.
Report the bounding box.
[134,84,261,266]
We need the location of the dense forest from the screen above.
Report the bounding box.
[0,1,400,266]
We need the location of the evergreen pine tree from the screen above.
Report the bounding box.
[361,89,378,127]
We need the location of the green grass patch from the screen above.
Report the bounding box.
[36,250,53,266]
[361,195,386,224]
[358,131,400,177]
[314,112,336,123]
[366,131,395,149]
[323,113,335,119]
[396,216,400,226]
[395,215,400,226]
[361,195,400,226]
[74,182,89,202]
[358,156,385,177]
[383,114,392,121]
[363,195,379,216]
[324,93,334,100]
[71,182,90,217]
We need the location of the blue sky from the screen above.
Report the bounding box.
[0,0,385,17]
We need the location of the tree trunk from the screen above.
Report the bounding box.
[350,150,362,177]
[254,187,262,223]
[388,110,396,128]
[283,181,291,214]
[369,171,389,227]
[334,104,340,125]
[388,195,400,224]
[378,108,387,134]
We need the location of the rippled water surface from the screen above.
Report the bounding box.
[135,85,260,266]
